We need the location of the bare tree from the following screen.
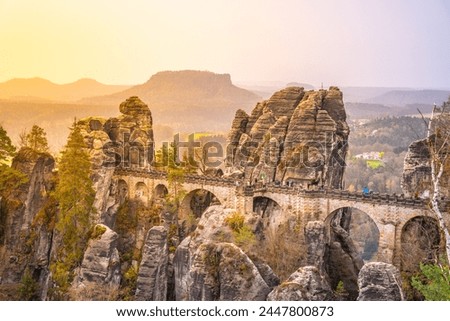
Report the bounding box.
[193,145,208,174]
[420,99,450,264]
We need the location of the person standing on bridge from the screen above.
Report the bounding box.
[363,186,370,195]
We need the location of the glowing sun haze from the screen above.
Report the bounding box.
[0,0,449,88]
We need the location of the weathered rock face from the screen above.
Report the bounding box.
[325,208,365,300]
[66,96,157,300]
[402,102,450,198]
[253,260,280,288]
[267,266,333,301]
[0,97,158,300]
[77,96,154,226]
[267,222,333,301]
[357,262,404,301]
[0,148,55,285]
[72,224,121,297]
[226,87,349,189]
[188,242,271,301]
[401,216,441,273]
[135,226,168,301]
[305,221,326,272]
[174,205,273,301]
[402,139,432,198]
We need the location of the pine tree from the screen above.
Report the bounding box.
[51,124,95,295]
[0,126,27,198]
[0,125,16,163]
[23,125,49,153]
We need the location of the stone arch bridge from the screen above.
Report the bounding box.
[113,167,449,268]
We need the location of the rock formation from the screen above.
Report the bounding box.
[267,266,333,301]
[173,205,272,301]
[0,147,55,289]
[135,226,168,301]
[188,242,271,300]
[72,224,121,299]
[266,221,333,301]
[226,87,349,189]
[305,221,326,272]
[357,262,404,301]
[325,208,365,300]
[402,139,432,198]
[76,96,154,226]
[0,96,156,299]
[402,99,450,198]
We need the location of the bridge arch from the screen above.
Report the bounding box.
[324,206,380,299]
[253,196,283,229]
[179,188,222,221]
[401,215,441,273]
[154,184,168,199]
[117,179,129,202]
[134,181,149,204]
[324,206,380,261]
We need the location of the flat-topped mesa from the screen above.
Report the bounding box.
[225,86,349,189]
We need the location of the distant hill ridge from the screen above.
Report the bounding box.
[82,70,261,132]
[364,89,450,106]
[84,70,259,105]
[0,70,261,151]
[0,77,130,102]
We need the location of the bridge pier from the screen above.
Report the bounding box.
[392,223,403,268]
[376,222,397,263]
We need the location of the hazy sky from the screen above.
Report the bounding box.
[0,0,449,88]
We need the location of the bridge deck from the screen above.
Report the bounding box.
[113,167,449,210]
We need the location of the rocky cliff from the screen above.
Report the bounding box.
[402,139,432,198]
[0,148,55,299]
[402,99,450,198]
[76,96,154,225]
[226,87,349,189]
[0,96,154,300]
[173,206,273,301]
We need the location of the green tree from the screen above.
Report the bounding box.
[51,124,95,296]
[0,165,28,198]
[0,126,27,198]
[0,125,16,163]
[0,127,28,244]
[21,125,49,153]
[166,167,186,212]
[154,140,187,210]
[412,263,450,300]
[19,269,39,300]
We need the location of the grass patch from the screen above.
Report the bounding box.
[90,225,107,240]
[366,160,384,169]
[224,212,255,250]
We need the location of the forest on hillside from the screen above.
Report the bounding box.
[345,116,428,194]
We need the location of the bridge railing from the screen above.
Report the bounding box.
[247,184,430,208]
[113,166,236,187]
[113,166,448,209]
